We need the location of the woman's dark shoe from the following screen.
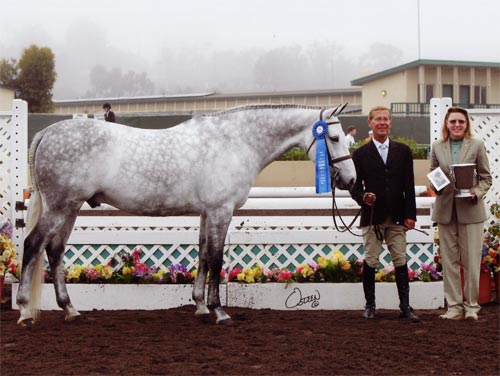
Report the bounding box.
[363,305,376,319]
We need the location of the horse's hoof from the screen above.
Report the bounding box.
[17,318,35,328]
[65,314,81,322]
[216,317,233,326]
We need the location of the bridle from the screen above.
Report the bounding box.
[306,107,361,235]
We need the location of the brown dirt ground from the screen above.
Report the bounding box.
[1,284,499,376]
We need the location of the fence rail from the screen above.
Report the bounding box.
[391,102,500,115]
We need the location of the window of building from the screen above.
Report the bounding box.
[442,84,453,99]
[459,85,470,105]
[474,85,487,104]
[425,84,434,103]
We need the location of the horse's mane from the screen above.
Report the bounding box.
[201,104,324,117]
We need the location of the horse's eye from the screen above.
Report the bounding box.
[330,135,339,142]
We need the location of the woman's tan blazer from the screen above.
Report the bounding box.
[430,137,492,224]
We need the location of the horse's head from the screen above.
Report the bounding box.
[306,106,356,191]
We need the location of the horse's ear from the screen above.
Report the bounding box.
[337,103,349,116]
[326,103,349,118]
[324,105,341,119]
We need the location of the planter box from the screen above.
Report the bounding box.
[227,282,444,310]
[11,282,444,311]
[11,284,224,311]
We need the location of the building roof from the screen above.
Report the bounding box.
[351,59,500,86]
[0,83,17,91]
[53,88,361,105]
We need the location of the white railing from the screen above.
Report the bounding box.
[65,187,434,272]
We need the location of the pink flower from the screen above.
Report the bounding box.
[278,270,293,282]
[84,267,99,280]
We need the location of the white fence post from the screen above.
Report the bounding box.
[7,99,29,254]
[429,97,452,145]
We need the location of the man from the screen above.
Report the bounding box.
[350,106,419,322]
[345,126,357,147]
[102,103,116,122]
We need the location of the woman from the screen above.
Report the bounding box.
[431,107,492,320]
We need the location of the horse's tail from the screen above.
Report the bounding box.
[24,129,47,319]
[25,189,43,319]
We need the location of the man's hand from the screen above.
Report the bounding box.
[363,192,376,206]
[404,219,415,231]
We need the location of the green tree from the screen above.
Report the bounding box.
[0,58,18,87]
[17,45,57,112]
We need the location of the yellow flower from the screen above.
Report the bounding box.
[66,264,84,280]
[237,272,246,281]
[297,264,313,277]
[122,266,132,275]
[333,250,346,262]
[191,269,198,279]
[317,256,327,269]
[340,261,351,271]
[251,265,262,278]
[101,265,113,279]
[329,253,339,266]
[152,269,165,281]
[375,271,383,282]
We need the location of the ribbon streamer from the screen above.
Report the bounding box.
[312,120,331,194]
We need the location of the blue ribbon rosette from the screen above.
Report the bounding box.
[312,120,331,194]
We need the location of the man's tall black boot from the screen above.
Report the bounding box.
[395,263,420,322]
[362,260,376,319]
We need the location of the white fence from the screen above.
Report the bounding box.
[1,99,498,274]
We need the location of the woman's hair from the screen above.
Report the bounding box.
[441,106,472,141]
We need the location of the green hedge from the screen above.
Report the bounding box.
[279,138,430,161]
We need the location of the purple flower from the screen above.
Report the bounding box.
[0,219,13,239]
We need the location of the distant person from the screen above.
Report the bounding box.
[103,103,116,123]
[345,126,357,147]
[364,130,373,143]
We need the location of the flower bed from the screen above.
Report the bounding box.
[35,249,442,285]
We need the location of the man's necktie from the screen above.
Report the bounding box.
[379,144,388,164]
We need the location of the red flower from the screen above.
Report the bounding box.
[228,268,242,281]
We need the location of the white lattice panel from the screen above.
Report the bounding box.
[63,221,434,272]
[0,100,29,253]
[0,114,12,220]
[469,110,500,222]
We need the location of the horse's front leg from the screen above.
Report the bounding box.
[193,214,210,319]
[205,211,232,325]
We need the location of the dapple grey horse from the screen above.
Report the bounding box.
[17,104,356,326]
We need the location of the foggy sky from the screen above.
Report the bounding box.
[1,0,499,99]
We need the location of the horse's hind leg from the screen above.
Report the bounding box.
[205,210,232,325]
[193,214,210,319]
[17,225,51,326]
[17,208,80,325]
[46,216,81,322]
